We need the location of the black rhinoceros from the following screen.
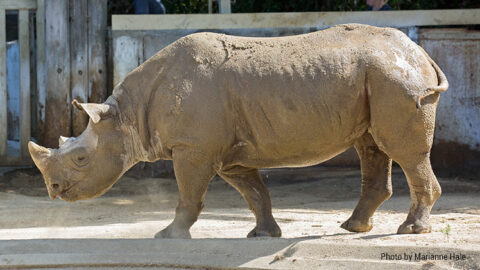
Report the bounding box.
[29,24,448,238]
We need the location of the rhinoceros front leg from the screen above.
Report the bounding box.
[341,132,393,232]
[219,166,281,238]
[155,149,216,239]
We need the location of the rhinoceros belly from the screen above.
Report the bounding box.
[222,60,369,169]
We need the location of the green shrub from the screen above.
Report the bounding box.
[108,0,480,15]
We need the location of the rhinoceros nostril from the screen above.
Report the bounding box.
[51,183,60,190]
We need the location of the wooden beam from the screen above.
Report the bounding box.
[36,0,46,143]
[218,0,231,14]
[29,3,37,140]
[1,0,37,10]
[419,28,480,40]
[44,0,70,148]
[70,0,89,136]
[112,35,142,87]
[0,8,7,157]
[112,9,480,31]
[19,9,30,158]
[87,0,107,104]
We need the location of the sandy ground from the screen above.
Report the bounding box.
[0,167,479,269]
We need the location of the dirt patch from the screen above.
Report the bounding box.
[0,167,479,269]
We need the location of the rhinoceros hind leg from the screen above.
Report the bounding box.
[155,149,216,239]
[366,84,441,234]
[363,64,444,234]
[219,166,281,238]
[341,132,392,233]
[396,157,439,234]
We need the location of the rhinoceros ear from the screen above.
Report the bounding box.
[72,99,116,124]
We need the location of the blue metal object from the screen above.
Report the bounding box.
[134,0,166,14]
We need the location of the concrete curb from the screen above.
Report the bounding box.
[1,239,478,269]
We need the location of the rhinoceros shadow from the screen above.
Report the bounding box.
[0,166,478,233]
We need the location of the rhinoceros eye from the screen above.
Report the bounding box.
[73,154,89,167]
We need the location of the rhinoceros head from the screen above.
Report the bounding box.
[28,100,130,202]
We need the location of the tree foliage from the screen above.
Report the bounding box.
[231,0,480,12]
[108,0,480,15]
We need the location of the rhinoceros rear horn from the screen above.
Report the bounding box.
[72,99,116,124]
[28,141,51,171]
[58,136,70,147]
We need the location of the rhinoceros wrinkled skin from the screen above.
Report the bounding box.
[29,24,448,238]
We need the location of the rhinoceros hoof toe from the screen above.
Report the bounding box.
[155,227,192,239]
[397,221,431,234]
[340,218,373,232]
[247,226,282,238]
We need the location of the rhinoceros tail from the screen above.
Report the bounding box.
[416,53,449,109]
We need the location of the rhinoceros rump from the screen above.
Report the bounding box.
[29,24,448,238]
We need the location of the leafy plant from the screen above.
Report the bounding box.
[440,224,451,241]
[108,0,480,16]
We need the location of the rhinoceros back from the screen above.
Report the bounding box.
[119,24,432,168]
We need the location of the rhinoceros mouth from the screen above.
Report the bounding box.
[58,183,78,201]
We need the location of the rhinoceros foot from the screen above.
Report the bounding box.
[340,217,373,232]
[247,224,282,238]
[397,220,431,234]
[155,225,192,239]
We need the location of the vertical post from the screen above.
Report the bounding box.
[218,0,231,14]
[208,0,212,14]
[36,0,46,143]
[87,0,107,104]
[106,28,113,96]
[44,0,70,148]
[30,6,37,140]
[407,26,419,44]
[113,35,141,86]
[70,0,88,136]
[19,9,31,158]
[0,8,6,156]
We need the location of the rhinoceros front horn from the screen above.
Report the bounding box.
[28,141,51,171]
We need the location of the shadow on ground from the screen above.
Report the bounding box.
[0,166,479,230]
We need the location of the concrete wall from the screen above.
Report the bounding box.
[112,11,480,176]
[420,28,480,175]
